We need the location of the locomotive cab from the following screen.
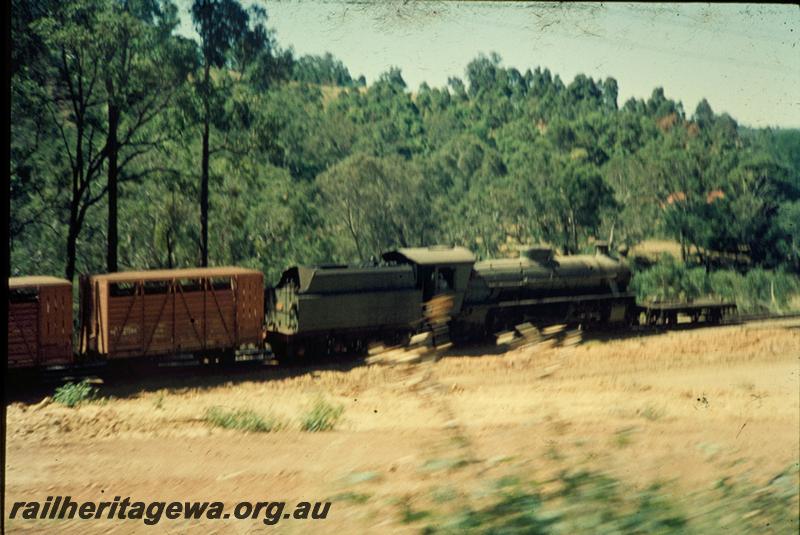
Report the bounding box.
[382,246,476,316]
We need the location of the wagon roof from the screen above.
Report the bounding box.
[383,246,476,265]
[9,276,71,288]
[89,266,261,283]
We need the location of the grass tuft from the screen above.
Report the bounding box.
[639,405,665,421]
[421,458,471,473]
[204,407,280,433]
[301,398,344,432]
[614,427,637,448]
[399,498,431,524]
[53,380,98,407]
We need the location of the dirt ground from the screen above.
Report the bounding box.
[4,318,800,533]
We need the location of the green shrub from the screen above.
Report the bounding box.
[707,269,739,302]
[301,398,343,432]
[204,407,280,433]
[420,465,799,534]
[740,269,800,312]
[631,256,800,313]
[53,380,98,407]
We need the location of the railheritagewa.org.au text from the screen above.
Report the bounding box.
[9,496,331,525]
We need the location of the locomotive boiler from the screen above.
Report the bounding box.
[453,243,637,338]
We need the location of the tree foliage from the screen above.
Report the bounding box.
[10,1,800,288]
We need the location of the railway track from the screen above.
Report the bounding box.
[725,311,800,323]
[626,310,800,335]
[7,310,798,396]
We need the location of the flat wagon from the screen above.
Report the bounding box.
[79,267,264,362]
[638,299,737,326]
[8,276,73,369]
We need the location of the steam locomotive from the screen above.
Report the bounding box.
[266,243,643,359]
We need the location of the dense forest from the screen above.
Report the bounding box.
[10,0,800,309]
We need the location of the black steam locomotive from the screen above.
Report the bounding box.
[266,243,651,359]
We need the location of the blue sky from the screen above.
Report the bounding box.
[175,1,799,128]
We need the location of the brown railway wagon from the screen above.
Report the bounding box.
[8,277,74,369]
[79,267,264,360]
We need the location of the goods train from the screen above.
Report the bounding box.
[7,244,736,371]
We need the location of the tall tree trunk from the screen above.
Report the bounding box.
[166,229,174,269]
[67,120,84,283]
[200,64,210,267]
[569,210,578,254]
[167,188,175,269]
[66,221,78,283]
[679,231,686,263]
[106,99,120,272]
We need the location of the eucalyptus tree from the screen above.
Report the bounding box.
[27,0,113,281]
[14,0,194,279]
[10,0,61,274]
[101,0,196,272]
[317,153,432,262]
[190,0,273,266]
